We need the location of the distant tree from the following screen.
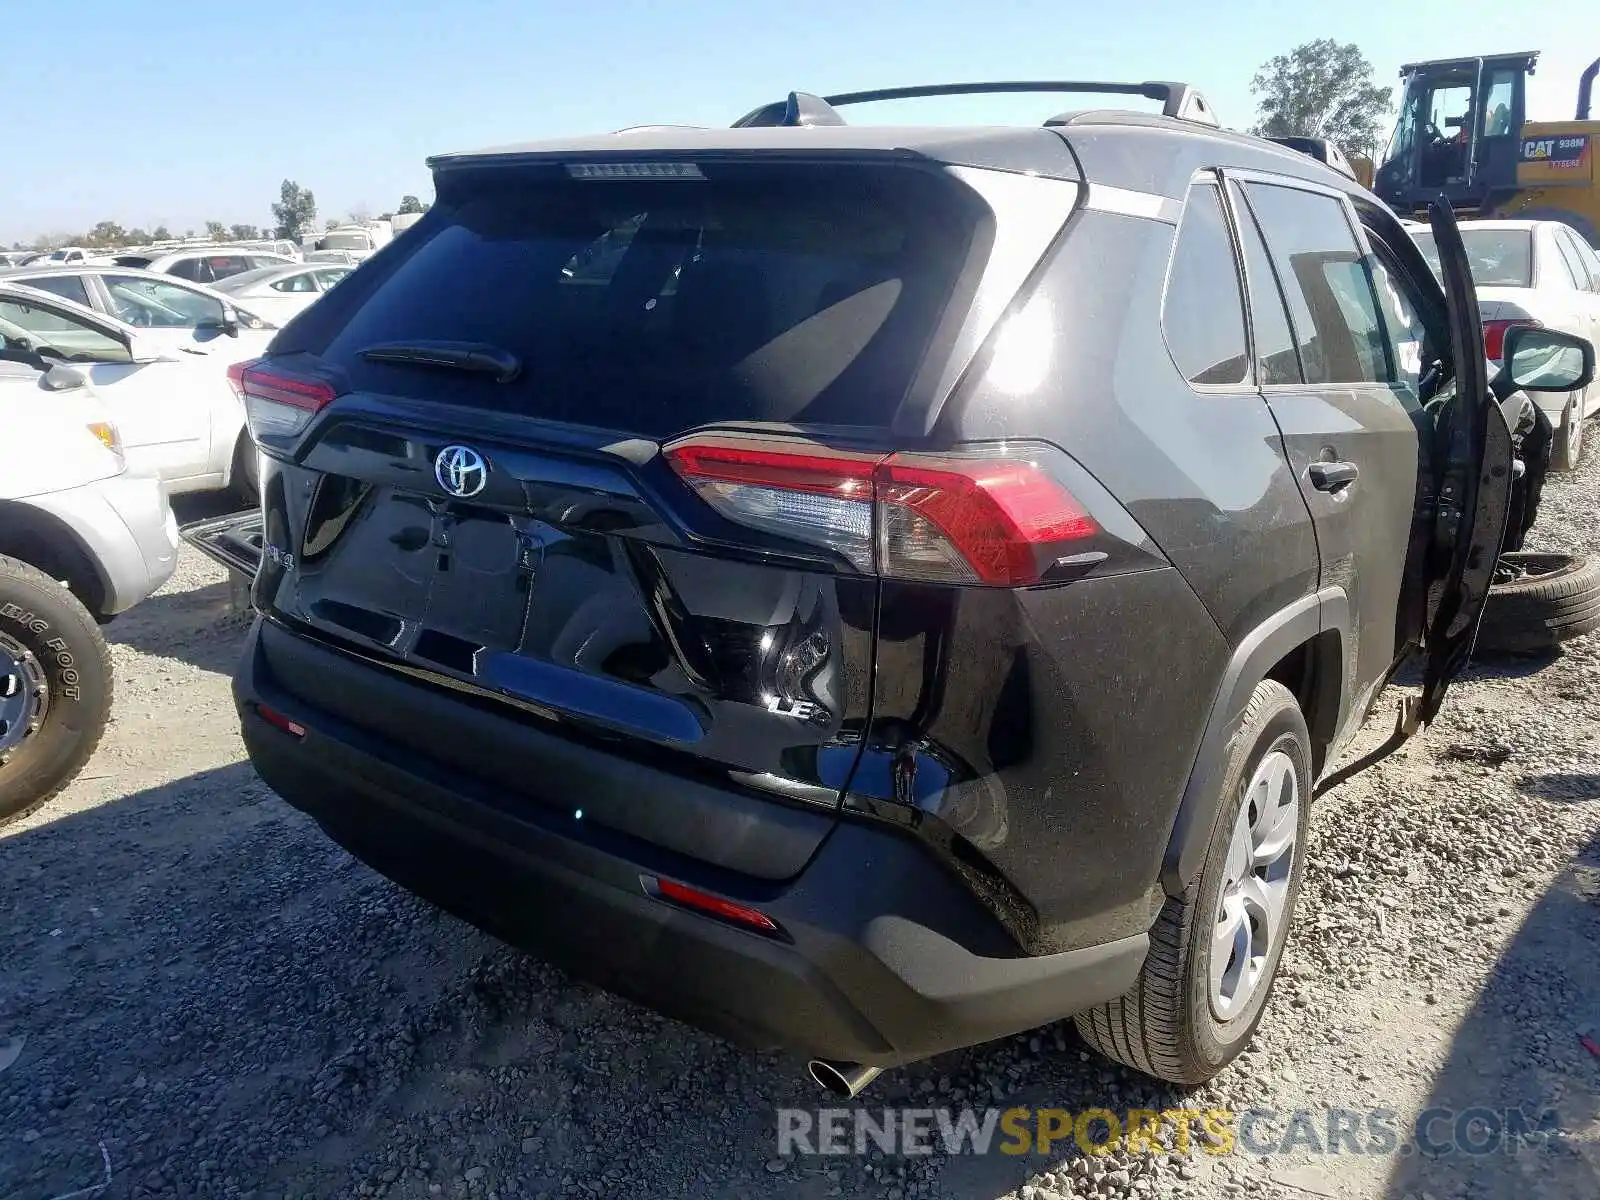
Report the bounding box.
[183,229,195,239]
[127,228,151,244]
[1250,39,1392,159]
[205,220,228,240]
[229,223,262,241]
[272,180,318,241]
[397,194,427,214]
[325,218,339,230]
[86,220,126,247]
[151,224,173,241]
[348,203,371,224]
[379,211,394,221]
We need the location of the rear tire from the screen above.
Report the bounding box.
[1476,552,1600,653]
[1075,680,1311,1085]
[0,555,113,828]
[231,434,260,507]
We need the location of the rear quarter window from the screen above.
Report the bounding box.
[299,164,979,437]
[1162,181,1249,386]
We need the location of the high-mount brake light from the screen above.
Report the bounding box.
[565,162,705,180]
[665,435,1098,586]
[1482,318,1541,362]
[229,358,339,439]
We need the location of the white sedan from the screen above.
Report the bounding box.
[211,262,354,326]
[1412,219,1600,469]
[0,270,276,500]
[107,246,298,285]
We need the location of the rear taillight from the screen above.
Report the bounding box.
[665,435,1097,586]
[228,358,338,440]
[1482,318,1540,362]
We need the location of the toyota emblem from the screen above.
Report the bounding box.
[434,445,488,498]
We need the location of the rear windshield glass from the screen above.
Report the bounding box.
[308,165,975,436]
[321,233,372,251]
[1412,229,1533,287]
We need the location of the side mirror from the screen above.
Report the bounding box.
[1495,326,1596,394]
[126,333,182,365]
[219,304,241,337]
[41,362,92,391]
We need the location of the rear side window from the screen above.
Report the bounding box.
[271,272,318,293]
[21,274,91,308]
[167,258,205,282]
[1162,182,1248,386]
[103,274,224,328]
[304,165,977,436]
[205,256,251,281]
[1232,186,1301,385]
[1244,183,1387,385]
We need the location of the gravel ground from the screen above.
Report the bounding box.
[4,451,1600,1200]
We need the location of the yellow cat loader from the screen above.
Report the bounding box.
[1370,51,1600,246]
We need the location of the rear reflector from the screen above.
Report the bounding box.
[255,703,306,738]
[646,876,782,935]
[229,358,340,440]
[1482,318,1541,362]
[666,435,1097,586]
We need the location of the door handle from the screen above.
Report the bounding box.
[1309,461,1359,492]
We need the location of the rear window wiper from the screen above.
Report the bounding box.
[359,340,521,382]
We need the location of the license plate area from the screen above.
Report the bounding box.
[422,505,533,656]
[297,488,538,673]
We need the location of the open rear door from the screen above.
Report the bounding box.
[181,510,264,577]
[1418,200,1515,723]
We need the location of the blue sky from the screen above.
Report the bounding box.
[4,0,1594,244]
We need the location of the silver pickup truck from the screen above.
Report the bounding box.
[0,353,179,826]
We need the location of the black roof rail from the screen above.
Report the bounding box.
[1264,135,1357,180]
[732,80,1220,129]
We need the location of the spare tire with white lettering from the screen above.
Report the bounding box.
[0,554,112,827]
[1476,552,1600,654]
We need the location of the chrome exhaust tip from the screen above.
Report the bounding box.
[807,1059,882,1098]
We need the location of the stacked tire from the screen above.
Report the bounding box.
[1476,552,1600,653]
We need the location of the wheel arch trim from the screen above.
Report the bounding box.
[0,499,112,617]
[1159,587,1350,896]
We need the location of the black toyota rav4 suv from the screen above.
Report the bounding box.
[191,81,1594,1093]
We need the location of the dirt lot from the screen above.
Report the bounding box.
[4,456,1600,1200]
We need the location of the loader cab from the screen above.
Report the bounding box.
[1376,52,1536,217]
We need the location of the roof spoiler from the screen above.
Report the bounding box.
[732,80,1220,130]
